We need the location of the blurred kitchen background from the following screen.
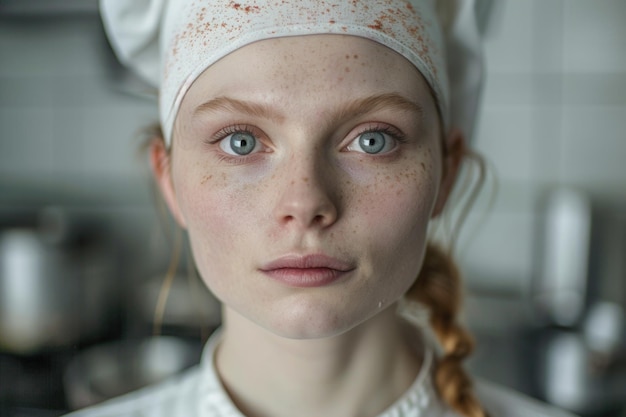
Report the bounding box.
[0,0,625,416]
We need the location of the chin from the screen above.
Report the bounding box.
[258,299,377,340]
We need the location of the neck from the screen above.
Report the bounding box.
[215,305,422,417]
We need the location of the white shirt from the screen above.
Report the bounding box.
[64,331,577,417]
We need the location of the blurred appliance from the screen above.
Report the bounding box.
[535,308,626,416]
[532,188,592,327]
[0,207,122,415]
[0,208,119,355]
[530,188,626,416]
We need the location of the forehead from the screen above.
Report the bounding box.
[180,34,434,113]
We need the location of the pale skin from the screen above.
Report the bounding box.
[151,35,465,417]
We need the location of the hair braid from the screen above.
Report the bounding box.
[406,243,488,417]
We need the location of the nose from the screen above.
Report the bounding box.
[273,155,339,230]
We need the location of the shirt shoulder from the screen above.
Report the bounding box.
[62,365,202,417]
[474,380,579,417]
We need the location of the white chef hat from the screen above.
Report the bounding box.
[100,0,483,147]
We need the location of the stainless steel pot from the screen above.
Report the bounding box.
[0,224,118,354]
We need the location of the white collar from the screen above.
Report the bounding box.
[195,329,447,417]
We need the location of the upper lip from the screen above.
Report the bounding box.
[260,254,355,272]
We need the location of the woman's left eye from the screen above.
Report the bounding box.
[346,131,397,154]
[219,131,261,156]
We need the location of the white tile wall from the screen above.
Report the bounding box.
[458,205,537,292]
[560,106,626,187]
[0,107,55,176]
[473,105,534,183]
[0,17,157,199]
[0,20,106,78]
[460,0,626,290]
[529,0,564,73]
[562,73,626,106]
[481,1,534,73]
[480,73,534,106]
[562,0,626,73]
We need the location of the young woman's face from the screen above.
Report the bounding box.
[159,35,448,339]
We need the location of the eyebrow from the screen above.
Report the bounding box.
[194,96,285,122]
[332,93,424,126]
[193,93,424,125]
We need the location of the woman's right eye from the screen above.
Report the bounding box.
[219,131,260,156]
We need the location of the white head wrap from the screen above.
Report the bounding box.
[100,0,484,146]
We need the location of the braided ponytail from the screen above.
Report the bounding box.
[405,244,488,417]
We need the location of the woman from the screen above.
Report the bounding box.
[68,1,576,416]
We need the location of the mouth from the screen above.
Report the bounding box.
[259,254,355,288]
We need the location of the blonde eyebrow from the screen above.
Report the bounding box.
[193,93,423,125]
[194,96,285,122]
[333,93,424,125]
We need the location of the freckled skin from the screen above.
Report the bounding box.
[166,35,444,339]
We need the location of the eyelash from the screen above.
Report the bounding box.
[348,124,407,153]
[207,124,262,144]
[205,122,407,162]
[205,124,267,163]
[354,124,406,142]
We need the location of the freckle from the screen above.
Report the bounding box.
[345,67,350,73]
[302,177,309,183]
[290,180,295,185]
[345,54,350,59]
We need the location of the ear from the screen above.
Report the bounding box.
[431,128,466,218]
[149,139,188,229]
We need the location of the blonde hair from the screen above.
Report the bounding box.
[406,129,489,416]
[407,244,488,417]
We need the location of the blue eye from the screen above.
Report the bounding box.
[359,132,386,154]
[220,132,258,155]
[347,131,395,154]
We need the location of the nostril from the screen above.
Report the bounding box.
[312,214,326,225]
[274,177,339,228]
[279,211,333,228]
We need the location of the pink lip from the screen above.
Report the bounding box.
[260,254,355,288]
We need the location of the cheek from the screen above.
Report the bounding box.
[173,162,261,280]
[348,152,439,230]
[351,154,440,280]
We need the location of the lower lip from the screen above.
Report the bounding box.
[262,268,350,288]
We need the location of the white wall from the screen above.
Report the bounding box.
[0,17,157,202]
[456,0,626,292]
